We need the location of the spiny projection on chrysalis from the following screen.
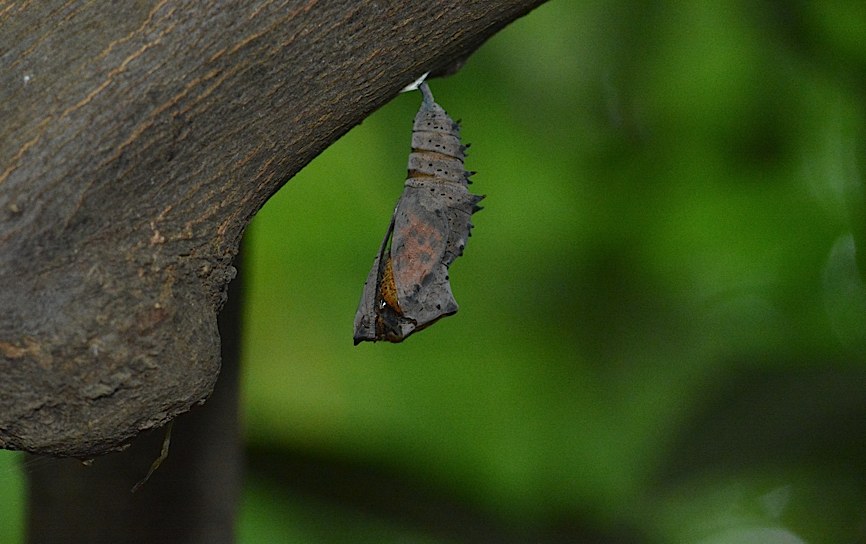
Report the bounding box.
[353,82,483,344]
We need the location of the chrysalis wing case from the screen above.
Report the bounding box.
[353,82,484,344]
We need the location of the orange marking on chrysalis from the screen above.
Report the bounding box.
[379,255,402,313]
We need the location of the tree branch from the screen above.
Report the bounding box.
[0,0,546,457]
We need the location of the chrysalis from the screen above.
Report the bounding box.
[353,82,483,344]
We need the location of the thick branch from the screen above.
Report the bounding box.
[0,0,546,457]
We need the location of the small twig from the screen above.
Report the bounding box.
[130,421,174,493]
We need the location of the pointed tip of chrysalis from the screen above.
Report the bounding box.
[419,82,435,106]
[354,332,374,345]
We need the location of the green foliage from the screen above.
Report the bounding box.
[0,453,24,539]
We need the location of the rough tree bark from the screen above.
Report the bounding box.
[26,252,243,544]
[0,0,546,458]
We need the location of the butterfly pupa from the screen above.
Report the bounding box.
[353,82,483,344]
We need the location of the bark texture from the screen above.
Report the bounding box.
[26,255,243,543]
[0,0,546,457]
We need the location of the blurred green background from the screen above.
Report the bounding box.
[3,1,866,542]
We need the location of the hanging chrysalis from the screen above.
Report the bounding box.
[353,82,483,344]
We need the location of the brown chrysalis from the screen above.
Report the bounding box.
[353,82,483,344]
